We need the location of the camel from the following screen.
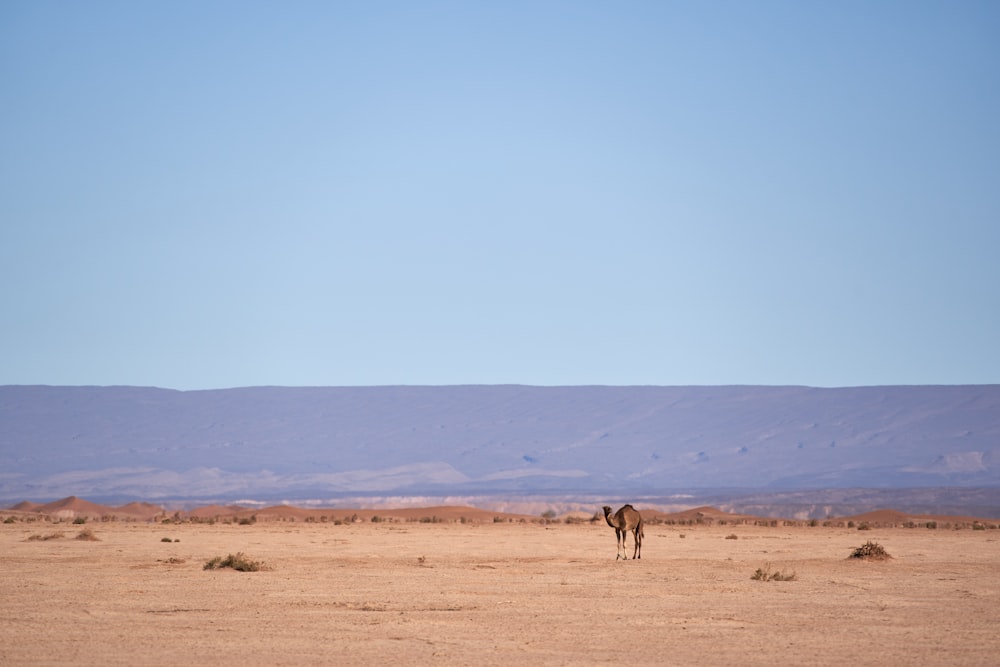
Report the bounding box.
[603,504,643,560]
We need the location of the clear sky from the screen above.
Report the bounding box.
[1,1,998,390]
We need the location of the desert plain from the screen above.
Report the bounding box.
[2,507,999,666]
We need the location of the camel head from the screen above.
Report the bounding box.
[602,505,612,516]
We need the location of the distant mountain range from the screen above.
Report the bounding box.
[1,385,998,515]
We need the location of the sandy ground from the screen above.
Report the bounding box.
[1,519,998,666]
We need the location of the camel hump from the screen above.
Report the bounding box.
[622,503,635,510]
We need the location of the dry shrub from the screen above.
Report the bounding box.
[27,532,65,541]
[75,528,99,541]
[725,533,738,540]
[204,552,268,572]
[751,563,796,581]
[849,540,891,560]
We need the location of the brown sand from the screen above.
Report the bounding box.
[1,519,998,666]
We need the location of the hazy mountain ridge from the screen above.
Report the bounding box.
[1,385,998,505]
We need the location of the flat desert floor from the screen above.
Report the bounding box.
[2,519,998,666]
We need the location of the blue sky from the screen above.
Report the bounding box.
[2,1,998,390]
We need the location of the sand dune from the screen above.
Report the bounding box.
[4,496,997,528]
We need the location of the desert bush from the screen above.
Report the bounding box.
[751,563,796,581]
[3,516,16,524]
[75,528,99,541]
[238,516,256,526]
[725,533,738,540]
[203,552,267,572]
[161,537,174,542]
[27,531,65,541]
[857,522,871,531]
[73,517,87,525]
[926,521,937,529]
[849,540,891,560]
[972,522,986,531]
